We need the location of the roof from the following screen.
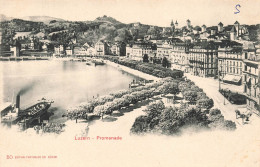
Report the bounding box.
[194,26,202,31]
[234,21,240,25]
[224,25,234,31]
[218,22,223,26]
[230,26,237,32]
[243,41,255,51]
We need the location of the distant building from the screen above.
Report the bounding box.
[170,42,189,72]
[157,41,172,59]
[54,45,64,55]
[130,42,156,61]
[230,21,248,41]
[111,42,126,56]
[95,41,109,56]
[65,46,74,56]
[74,46,87,56]
[86,47,96,56]
[218,22,224,32]
[126,44,133,57]
[10,45,20,57]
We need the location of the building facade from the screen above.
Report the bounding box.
[188,42,218,78]
[242,44,260,115]
[95,41,109,56]
[169,43,189,72]
[130,42,156,61]
[218,41,243,85]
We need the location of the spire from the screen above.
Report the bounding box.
[234,21,239,25]
[171,20,174,26]
[218,22,223,26]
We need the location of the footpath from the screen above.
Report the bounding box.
[105,60,160,81]
[184,73,260,128]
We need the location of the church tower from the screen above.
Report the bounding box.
[175,20,178,29]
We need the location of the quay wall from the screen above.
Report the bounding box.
[105,60,160,81]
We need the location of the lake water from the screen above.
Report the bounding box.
[0,60,141,122]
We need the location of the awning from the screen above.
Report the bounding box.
[223,74,242,83]
[165,94,174,98]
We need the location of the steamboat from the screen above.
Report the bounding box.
[0,94,54,130]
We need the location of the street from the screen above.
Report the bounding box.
[184,73,251,128]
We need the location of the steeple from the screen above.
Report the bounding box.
[175,20,178,27]
[171,20,174,27]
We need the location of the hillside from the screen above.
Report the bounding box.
[21,16,65,24]
[94,15,123,25]
[0,14,14,22]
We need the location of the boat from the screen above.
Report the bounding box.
[92,59,105,66]
[1,94,54,130]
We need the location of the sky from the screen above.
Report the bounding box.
[1,0,260,27]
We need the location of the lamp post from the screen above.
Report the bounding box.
[218,71,226,105]
[218,71,221,91]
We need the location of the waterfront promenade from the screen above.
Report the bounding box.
[105,60,160,81]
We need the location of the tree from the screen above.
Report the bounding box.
[196,98,214,109]
[130,115,148,134]
[162,57,169,68]
[143,54,149,62]
[183,90,198,102]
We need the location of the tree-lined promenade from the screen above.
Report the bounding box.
[65,58,236,135]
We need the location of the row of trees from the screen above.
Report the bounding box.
[179,80,214,109]
[103,56,183,78]
[66,78,180,120]
[219,89,246,105]
[130,101,236,135]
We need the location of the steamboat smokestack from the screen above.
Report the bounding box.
[16,94,20,113]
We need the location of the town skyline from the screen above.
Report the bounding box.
[1,0,260,27]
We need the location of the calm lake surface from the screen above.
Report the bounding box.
[0,60,141,122]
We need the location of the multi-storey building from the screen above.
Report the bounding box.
[54,45,64,55]
[188,42,218,78]
[218,40,243,85]
[111,42,126,56]
[157,41,172,59]
[169,42,189,72]
[126,44,133,57]
[95,41,109,56]
[242,43,260,115]
[128,41,156,61]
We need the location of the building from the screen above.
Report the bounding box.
[188,42,218,78]
[86,47,96,56]
[157,41,172,59]
[74,46,87,56]
[111,42,126,56]
[95,41,109,56]
[218,22,224,32]
[126,44,133,58]
[65,46,74,56]
[170,42,189,72]
[10,45,20,57]
[130,41,156,61]
[218,40,243,85]
[242,43,260,115]
[230,21,249,41]
[54,45,64,55]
